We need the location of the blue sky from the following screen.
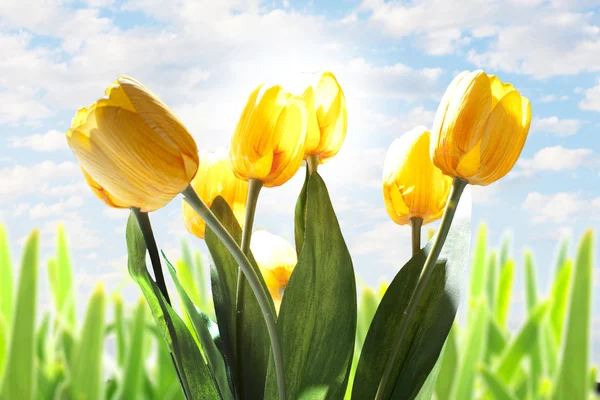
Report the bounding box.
[1,0,600,358]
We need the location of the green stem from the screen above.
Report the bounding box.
[307,154,319,175]
[181,185,286,400]
[374,177,467,400]
[410,217,423,257]
[131,208,171,305]
[235,178,263,394]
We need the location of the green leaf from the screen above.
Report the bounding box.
[116,297,147,399]
[165,253,233,400]
[524,251,537,312]
[356,287,379,347]
[0,314,6,378]
[548,259,572,344]
[49,224,76,329]
[487,315,508,361]
[495,302,548,383]
[435,324,458,399]
[180,240,202,307]
[554,230,593,400]
[195,251,210,313]
[0,225,13,334]
[71,284,106,400]
[485,251,498,311]
[414,347,445,400]
[469,223,487,303]
[541,323,557,378]
[479,367,518,400]
[113,294,127,367]
[494,259,515,330]
[352,189,471,400]
[265,172,356,400]
[205,196,275,399]
[553,237,569,276]
[523,251,543,394]
[127,212,219,400]
[1,230,38,400]
[451,299,488,400]
[294,166,309,257]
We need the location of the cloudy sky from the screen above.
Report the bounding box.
[1,0,600,354]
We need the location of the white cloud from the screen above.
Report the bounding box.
[29,196,84,220]
[0,161,79,202]
[531,116,583,136]
[41,215,102,249]
[579,79,600,111]
[103,208,130,220]
[8,130,68,152]
[522,192,589,223]
[518,146,593,173]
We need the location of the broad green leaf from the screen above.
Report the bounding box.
[499,234,511,270]
[494,259,515,329]
[495,302,548,383]
[0,225,13,333]
[150,325,184,400]
[554,230,593,400]
[523,251,542,394]
[469,223,487,302]
[479,367,518,400]
[1,230,38,400]
[127,212,219,400]
[166,253,233,400]
[451,299,488,400]
[71,284,106,400]
[485,251,498,311]
[548,259,572,344]
[352,189,471,400]
[113,294,127,367]
[294,166,309,257]
[435,324,458,399]
[205,196,275,399]
[116,297,147,399]
[49,224,76,329]
[265,173,356,400]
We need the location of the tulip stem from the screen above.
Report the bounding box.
[307,155,319,175]
[410,217,423,257]
[235,178,263,395]
[374,177,467,400]
[181,185,286,400]
[131,208,171,305]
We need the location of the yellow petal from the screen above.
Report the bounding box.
[313,72,347,161]
[488,74,515,111]
[302,86,321,154]
[81,167,130,208]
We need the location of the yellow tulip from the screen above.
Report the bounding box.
[81,167,129,208]
[383,126,452,226]
[430,70,531,186]
[302,72,347,163]
[183,149,249,239]
[66,76,199,212]
[250,230,297,312]
[230,84,308,187]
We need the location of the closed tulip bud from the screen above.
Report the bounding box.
[383,126,452,226]
[66,76,199,212]
[230,84,308,187]
[81,167,129,208]
[430,70,531,186]
[250,230,297,312]
[302,72,347,163]
[182,149,249,239]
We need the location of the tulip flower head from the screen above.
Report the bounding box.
[183,149,249,239]
[302,72,348,163]
[383,126,452,226]
[430,70,531,186]
[250,230,297,312]
[66,76,200,212]
[230,84,308,187]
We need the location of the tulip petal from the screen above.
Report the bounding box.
[302,86,321,155]
[489,75,515,111]
[472,92,530,185]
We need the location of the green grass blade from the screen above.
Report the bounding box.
[495,259,515,330]
[541,323,557,378]
[50,224,76,329]
[113,294,127,367]
[554,230,593,400]
[356,287,379,347]
[499,234,511,270]
[451,299,488,400]
[485,251,498,311]
[71,283,106,400]
[194,251,209,311]
[0,225,13,333]
[435,324,458,399]
[553,237,569,276]
[495,302,548,383]
[524,251,538,312]
[548,259,572,344]
[1,230,38,400]
[480,367,518,400]
[469,223,487,302]
[179,240,202,307]
[523,251,543,393]
[487,313,508,361]
[0,314,6,379]
[117,297,147,399]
